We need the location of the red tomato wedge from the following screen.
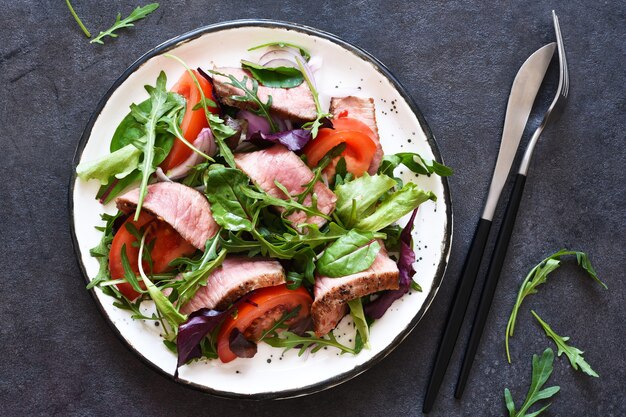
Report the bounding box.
[160,69,219,172]
[109,212,196,300]
[303,118,377,177]
[217,285,313,363]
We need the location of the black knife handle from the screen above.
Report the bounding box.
[423,217,492,413]
[455,173,527,399]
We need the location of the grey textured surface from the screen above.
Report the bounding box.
[1,1,625,416]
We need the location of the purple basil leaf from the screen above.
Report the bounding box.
[176,308,228,369]
[229,328,258,358]
[249,128,312,151]
[364,209,418,319]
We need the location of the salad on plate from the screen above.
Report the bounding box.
[75,42,451,372]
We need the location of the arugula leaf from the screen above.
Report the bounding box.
[137,227,186,333]
[204,166,255,231]
[504,348,560,417]
[334,174,397,226]
[531,310,599,377]
[131,71,184,220]
[90,3,159,45]
[210,70,278,133]
[76,144,142,185]
[169,237,227,308]
[378,152,453,177]
[264,330,357,355]
[248,42,311,61]
[355,183,436,231]
[86,212,122,289]
[241,60,304,88]
[347,298,370,349]
[165,55,238,168]
[65,0,91,37]
[316,230,381,277]
[505,250,606,362]
[295,55,331,138]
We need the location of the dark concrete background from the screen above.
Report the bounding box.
[1,1,624,416]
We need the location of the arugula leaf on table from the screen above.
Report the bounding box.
[65,0,91,37]
[354,183,436,232]
[347,298,370,349]
[504,348,560,417]
[241,60,304,88]
[505,250,607,362]
[378,152,453,178]
[90,3,159,45]
[316,230,382,277]
[531,310,599,377]
[248,42,311,61]
[264,330,357,356]
[210,69,278,133]
[295,55,331,138]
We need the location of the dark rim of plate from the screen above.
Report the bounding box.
[68,19,453,401]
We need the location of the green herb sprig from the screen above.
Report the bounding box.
[264,330,357,355]
[531,310,598,377]
[210,70,278,133]
[164,54,238,168]
[505,250,606,362]
[295,55,331,138]
[65,0,91,37]
[90,3,159,45]
[504,348,560,417]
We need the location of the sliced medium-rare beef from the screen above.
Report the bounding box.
[329,96,382,174]
[312,245,399,336]
[179,257,285,314]
[212,67,317,123]
[116,182,218,250]
[234,145,337,229]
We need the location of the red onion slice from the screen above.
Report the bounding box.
[263,58,298,69]
[295,55,317,90]
[166,128,216,180]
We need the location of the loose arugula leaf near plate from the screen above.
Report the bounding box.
[70,21,451,398]
[504,348,560,417]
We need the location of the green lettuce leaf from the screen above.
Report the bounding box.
[316,230,381,277]
[334,174,397,227]
[241,60,304,88]
[355,183,436,231]
[76,144,142,185]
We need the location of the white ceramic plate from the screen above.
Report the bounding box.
[70,20,452,399]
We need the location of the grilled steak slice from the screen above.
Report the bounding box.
[212,67,317,122]
[234,144,337,229]
[329,96,382,174]
[312,245,399,336]
[179,257,285,314]
[116,182,218,250]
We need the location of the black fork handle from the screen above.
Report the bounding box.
[423,217,492,413]
[455,173,527,398]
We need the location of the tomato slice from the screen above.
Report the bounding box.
[303,121,377,177]
[109,211,197,300]
[160,69,219,172]
[216,285,313,363]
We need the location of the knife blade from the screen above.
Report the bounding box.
[482,42,556,220]
[423,42,556,414]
